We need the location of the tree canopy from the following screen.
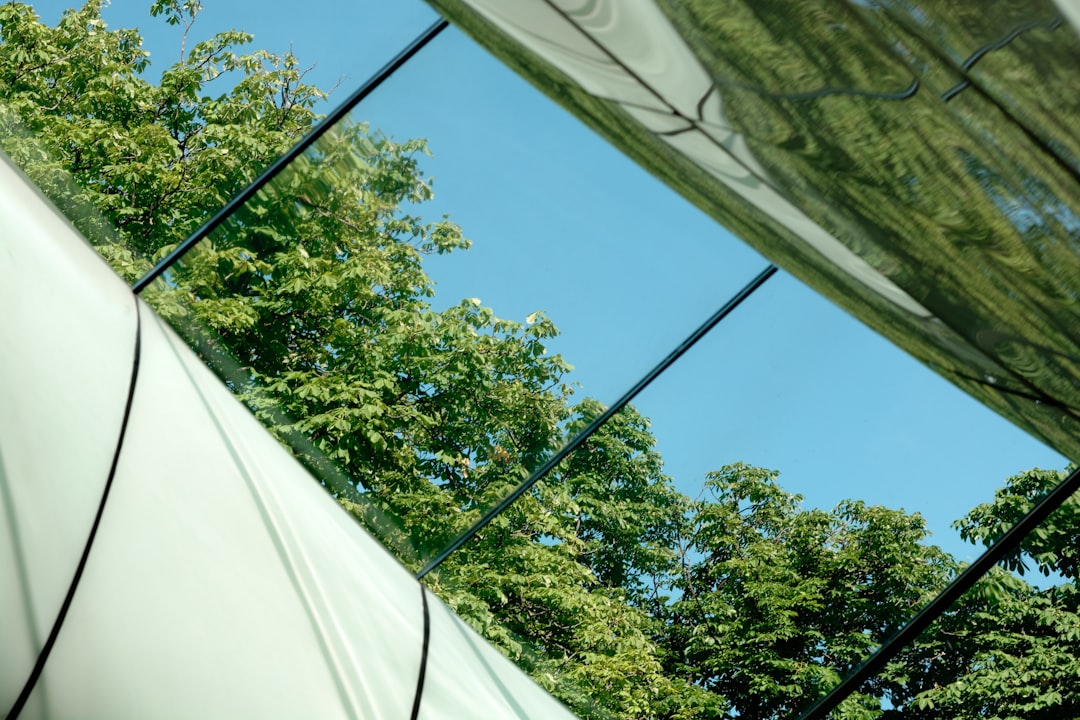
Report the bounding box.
[2,3,1077,718]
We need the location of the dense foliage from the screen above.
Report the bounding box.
[2,4,1077,718]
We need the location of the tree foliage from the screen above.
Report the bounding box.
[2,5,1077,719]
[896,468,1080,720]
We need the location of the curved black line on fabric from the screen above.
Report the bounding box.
[5,296,142,720]
[947,368,1080,416]
[739,13,1060,104]
[535,0,918,219]
[696,85,716,122]
[570,5,1078,431]
[656,124,698,137]
[940,80,971,102]
[415,264,778,580]
[541,0,679,114]
[409,584,432,720]
[709,76,920,103]
[772,77,919,102]
[942,14,1061,102]
[550,3,919,105]
[960,16,1059,71]
[795,464,1080,720]
[916,16,1080,411]
[946,45,1080,209]
[131,18,449,294]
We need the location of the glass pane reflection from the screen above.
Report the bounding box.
[825,471,1080,719]
[0,2,439,283]
[615,269,1068,717]
[142,26,769,570]
[5,5,1076,717]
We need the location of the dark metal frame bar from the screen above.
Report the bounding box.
[132,18,449,294]
[122,10,1080,717]
[796,464,1080,720]
[415,264,778,580]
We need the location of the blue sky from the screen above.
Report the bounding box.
[67,0,1068,561]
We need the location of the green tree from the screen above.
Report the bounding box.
[896,468,1080,719]
[0,0,322,279]
[5,6,1078,720]
[662,463,955,719]
[0,5,707,717]
[427,400,719,719]
[957,467,1080,581]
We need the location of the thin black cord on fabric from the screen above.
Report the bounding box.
[131,18,450,294]
[6,297,143,720]
[942,15,1062,101]
[794,463,1080,720]
[949,368,1079,415]
[415,264,778,580]
[409,584,432,720]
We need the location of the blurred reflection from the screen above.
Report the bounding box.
[658,0,1080,454]
[4,3,1079,716]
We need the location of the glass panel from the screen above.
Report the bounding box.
[140,26,769,571]
[41,2,440,112]
[656,0,1080,458]
[128,28,768,715]
[815,472,1080,719]
[423,0,1080,460]
[0,2,438,281]
[610,270,1069,717]
[352,28,769,406]
[8,5,1074,717]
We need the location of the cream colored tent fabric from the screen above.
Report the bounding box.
[0,155,574,719]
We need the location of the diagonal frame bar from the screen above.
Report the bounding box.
[795,463,1080,720]
[132,18,449,293]
[115,4,1080,714]
[416,264,778,580]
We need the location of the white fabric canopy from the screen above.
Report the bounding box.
[0,154,575,719]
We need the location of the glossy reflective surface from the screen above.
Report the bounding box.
[435,0,1080,462]
[4,2,1079,718]
[142,26,771,568]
